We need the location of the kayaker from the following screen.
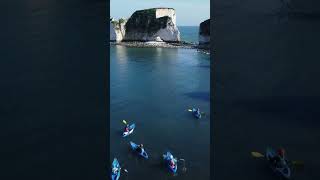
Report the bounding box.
[112,167,119,174]
[124,125,129,132]
[170,160,175,168]
[196,108,200,115]
[270,148,286,168]
[137,144,144,153]
[169,155,176,168]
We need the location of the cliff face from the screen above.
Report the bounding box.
[199,19,210,45]
[123,8,180,42]
[110,18,126,42]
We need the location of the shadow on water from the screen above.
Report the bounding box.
[183,92,210,102]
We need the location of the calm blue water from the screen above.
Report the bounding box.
[179,26,199,43]
[110,45,210,179]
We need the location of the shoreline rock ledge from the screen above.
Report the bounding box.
[110,8,180,42]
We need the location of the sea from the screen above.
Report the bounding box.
[179,26,200,43]
[110,26,211,179]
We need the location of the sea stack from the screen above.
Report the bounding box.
[123,8,180,42]
[199,19,210,49]
[110,18,126,42]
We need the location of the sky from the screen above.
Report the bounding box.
[110,0,210,26]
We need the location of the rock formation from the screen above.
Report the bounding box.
[110,8,180,42]
[110,18,126,42]
[198,19,210,49]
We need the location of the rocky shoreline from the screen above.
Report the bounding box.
[110,41,210,54]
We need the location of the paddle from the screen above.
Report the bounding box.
[122,120,127,125]
[188,108,205,115]
[251,151,265,158]
[251,151,304,166]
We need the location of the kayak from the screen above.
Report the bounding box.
[266,147,291,179]
[192,108,201,119]
[111,158,121,180]
[129,141,148,159]
[163,151,178,174]
[123,123,135,137]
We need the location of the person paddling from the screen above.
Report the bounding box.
[194,108,201,118]
[124,124,129,132]
[270,148,286,168]
[112,167,119,174]
[169,155,176,168]
[137,144,144,153]
[196,108,200,115]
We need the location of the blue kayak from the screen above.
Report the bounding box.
[111,158,121,180]
[129,141,148,159]
[163,151,178,174]
[123,123,135,137]
[192,108,201,119]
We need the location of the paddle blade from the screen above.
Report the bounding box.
[251,152,265,158]
[122,120,127,124]
[123,169,128,173]
[188,109,192,112]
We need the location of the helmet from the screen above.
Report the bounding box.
[278,148,285,157]
[170,155,173,159]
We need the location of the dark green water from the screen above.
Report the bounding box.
[110,46,210,179]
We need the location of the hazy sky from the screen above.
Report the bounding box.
[110,0,210,26]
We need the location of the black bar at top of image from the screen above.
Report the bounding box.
[0,0,109,179]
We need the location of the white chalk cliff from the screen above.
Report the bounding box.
[110,18,126,42]
[110,8,180,42]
